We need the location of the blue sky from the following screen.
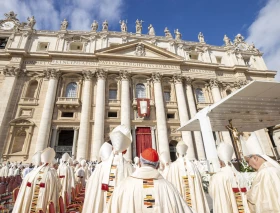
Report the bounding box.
[0,0,280,79]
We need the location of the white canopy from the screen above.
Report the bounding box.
[178,80,280,132]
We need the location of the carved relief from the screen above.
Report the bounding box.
[234,79,248,89]
[43,68,61,80]
[3,66,22,77]
[209,78,220,89]
[135,43,145,56]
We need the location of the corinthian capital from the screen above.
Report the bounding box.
[185,76,193,85]
[119,70,130,81]
[3,66,22,77]
[209,78,220,89]
[234,79,248,89]
[43,68,61,80]
[172,74,183,84]
[151,72,162,83]
[82,70,94,81]
[96,69,107,80]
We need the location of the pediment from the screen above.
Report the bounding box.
[95,40,183,61]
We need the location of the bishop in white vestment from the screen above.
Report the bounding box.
[243,133,280,213]
[106,148,193,213]
[166,141,210,213]
[82,125,134,213]
[209,143,250,213]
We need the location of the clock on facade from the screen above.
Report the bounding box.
[0,21,15,30]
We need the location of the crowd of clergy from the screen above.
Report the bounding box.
[0,124,279,213]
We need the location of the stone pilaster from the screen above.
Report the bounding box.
[91,69,107,160]
[35,68,61,152]
[173,74,195,159]
[152,72,170,160]
[76,70,94,160]
[120,70,132,160]
[185,77,206,160]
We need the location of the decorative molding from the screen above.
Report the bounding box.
[185,76,193,85]
[172,74,183,84]
[43,68,61,80]
[135,43,145,56]
[119,70,130,81]
[234,79,248,89]
[209,78,220,89]
[82,70,94,81]
[151,72,162,83]
[3,66,23,77]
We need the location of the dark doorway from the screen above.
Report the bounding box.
[56,130,74,159]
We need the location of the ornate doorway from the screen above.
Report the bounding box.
[136,127,152,157]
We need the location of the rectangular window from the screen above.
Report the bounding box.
[0,38,8,49]
[167,113,175,119]
[190,54,198,60]
[109,89,117,100]
[37,42,49,51]
[108,111,118,118]
[61,112,74,118]
[216,56,222,64]
[164,92,171,102]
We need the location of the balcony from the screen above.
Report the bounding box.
[196,102,212,110]
[107,99,120,105]
[56,97,81,109]
[55,146,72,153]
[19,97,38,106]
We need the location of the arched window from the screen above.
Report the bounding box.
[226,89,232,96]
[109,83,118,100]
[25,80,38,98]
[163,85,171,102]
[195,88,205,103]
[136,83,146,98]
[65,82,77,98]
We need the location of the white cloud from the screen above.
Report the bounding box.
[246,0,280,81]
[0,0,124,31]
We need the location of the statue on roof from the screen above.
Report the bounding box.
[60,19,68,30]
[135,19,143,34]
[91,20,98,32]
[223,34,232,46]
[148,24,155,36]
[174,29,182,40]
[119,20,127,32]
[234,33,245,44]
[164,27,172,38]
[27,16,36,29]
[4,11,18,21]
[102,20,108,31]
[198,32,205,43]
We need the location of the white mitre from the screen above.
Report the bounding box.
[80,159,87,167]
[32,151,42,167]
[176,141,188,156]
[110,125,132,153]
[99,142,113,162]
[217,142,234,165]
[242,133,280,169]
[41,147,56,164]
[62,153,70,162]
[134,156,139,164]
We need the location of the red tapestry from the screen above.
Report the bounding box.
[136,127,152,157]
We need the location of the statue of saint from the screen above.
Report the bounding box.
[234,33,244,44]
[223,35,232,46]
[148,24,155,36]
[60,19,68,30]
[164,27,172,38]
[174,29,182,40]
[198,32,205,43]
[27,16,36,29]
[102,20,108,31]
[119,20,127,32]
[91,20,98,32]
[135,19,143,34]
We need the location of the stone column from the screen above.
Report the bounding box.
[0,66,23,156]
[173,74,195,159]
[120,70,132,160]
[72,127,79,159]
[91,69,107,160]
[50,127,58,148]
[150,127,156,149]
[185,77,206,160]
[209,79,232,144]
[76,70,94,160]
[152,72,170,160]
[35,69,61,152]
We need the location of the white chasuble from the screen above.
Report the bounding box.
[166,157,210,213]
[12,164,60,213]
[247,162,280,213]
[105,166,193,213]
[82,153,133,213]
[57,163,74,203]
